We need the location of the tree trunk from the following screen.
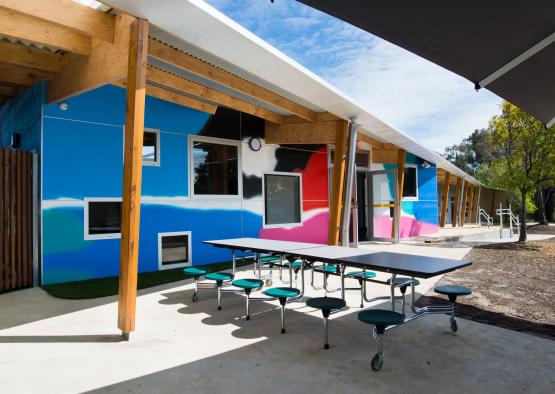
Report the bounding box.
[519,188,527,242]
[537,185,548,225]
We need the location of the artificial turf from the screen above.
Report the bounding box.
[42,260,251,300]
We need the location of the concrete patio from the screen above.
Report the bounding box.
[1,243,554,393]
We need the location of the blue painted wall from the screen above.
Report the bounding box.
[0,82,43,152]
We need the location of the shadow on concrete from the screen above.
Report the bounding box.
[0,334,125,343]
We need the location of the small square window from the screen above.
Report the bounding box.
[85,199,122,240]
[403,166,418,199]
[264,173,302,226]
[158,232,192,270]
[142,130,160,166]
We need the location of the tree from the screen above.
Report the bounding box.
[486,102,555,241]
[442,129,491,176]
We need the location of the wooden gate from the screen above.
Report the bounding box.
[0,148,34,292]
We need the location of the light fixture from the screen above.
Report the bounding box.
[59,102,69,111]
[422,161,431,168]
[248,137,262,152]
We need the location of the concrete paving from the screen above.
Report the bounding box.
[1,244,554,393]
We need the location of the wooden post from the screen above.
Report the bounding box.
[327,120,349,245]
[117,18,148,339]
[461,182,470,226]
[439,172,450,227]
[392,149,405,238]
[472,186,480,223]
[452,178,462,227]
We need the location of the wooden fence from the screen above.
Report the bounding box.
[0,148,34,291]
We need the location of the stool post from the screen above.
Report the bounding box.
[390,274,397,311]
[232,250,236,276]
[280,302,286,334]
[324,316,329,349]
[217,285,222,310]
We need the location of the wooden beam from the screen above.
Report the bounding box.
[0,7,91,55]
[147,66,283,124]
[328,120,349,245]
[439,172,450,227]
[452,178,462,226]
[148,38,315,121]
[460,182,470,226]
[117,18,149,338]
[0,86,16,97]
[0,63,51,86]
[265,120,337,144]
[393,149,406,238]
[372,149,398,164]
[467,185,475,224]
[357,133,385,150]
[48,13,134,103]
[0,41,63,73]
[472,186,480,223]
[281,112,341,123]
[0,0,115,42]
[114,80,217,114]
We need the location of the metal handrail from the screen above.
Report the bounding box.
[479,208,493,227]
[496,204,520,238]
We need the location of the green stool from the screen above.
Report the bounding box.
[347,270,377,307]
[204,272,234,310]
[434,285,471,332]
[263,287,301,333]
[387,276,420,313]
[232,278,264,320]
[183,267,209,302]
[279,259,302,283]
[306,296,346,349]
[358,309,406,371]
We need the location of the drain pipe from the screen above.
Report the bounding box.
[341,118,358,247]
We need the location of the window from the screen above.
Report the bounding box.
[85,199,122,240]
[158,232,192,270]
[264,173,302,226]
[403,165,418,199]
[142,130,160,166]
[190,136,240,196]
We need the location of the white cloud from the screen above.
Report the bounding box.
[204,0,502,152]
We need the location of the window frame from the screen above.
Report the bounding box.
[122,127,161,167]
[84,197,122,240]
[402,164,419,200]
[262,171,303,228]
[142,129,161,167]
[157,231,192,270]
[188,135,242,199]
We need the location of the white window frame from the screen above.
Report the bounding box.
[262,171,303,228]
[188,135,242,199]
[84,197,122,240]
[122,127,161,167]
[158,231,192,270]
[402,164,419,201]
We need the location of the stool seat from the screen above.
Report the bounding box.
[307,296,346,311]
[347,270,377,279]
[314,265,337,274]
[283,260,302,268]
[434,285,471,296]
[232,278,264,289]
[204,272,234,282]
[387,277,420,286]
[260,256,280,263]
[264,286,300,299]
[183,267,208,276]
[358,309,405,328]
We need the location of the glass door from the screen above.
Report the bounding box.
[368,169,399,243]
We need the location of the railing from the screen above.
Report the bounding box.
[479,208,493,227]
[496,203,520,238]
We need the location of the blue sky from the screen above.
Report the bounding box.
[205,0,502,152]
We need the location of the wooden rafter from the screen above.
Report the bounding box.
[0,41,63,73]
[0,6,91,55]
[148,38,316,121]
[393,149,406,238]
[328,120,349,245]
[147,66,283,123]
[265,120,337,144]
[460,182,470,226]
[452,178,462,226]
[0,0,115,42]
[113,80,217,114]
[0,63,53,86]
[48,13,135,103]
[439,172,450,227]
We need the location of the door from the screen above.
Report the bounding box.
[356,171,369,242]
[368,169,399,243]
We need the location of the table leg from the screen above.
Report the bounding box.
[340,264,346,300]
[232,249,236,276]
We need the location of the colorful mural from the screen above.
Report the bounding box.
[40,85,329,284]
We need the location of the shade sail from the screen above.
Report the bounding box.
[297,0,555,126]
